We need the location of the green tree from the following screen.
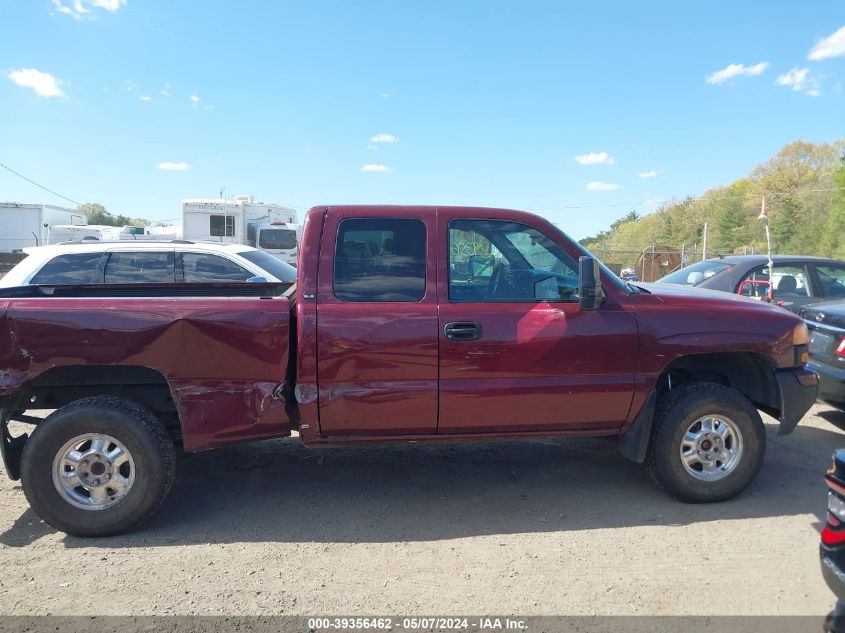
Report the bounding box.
[822,156,845,258]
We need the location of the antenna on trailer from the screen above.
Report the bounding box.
[757,195,774,300]
[219,187,226,202]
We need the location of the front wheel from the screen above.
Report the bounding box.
[646,383,766,502]
[20,396,176,537]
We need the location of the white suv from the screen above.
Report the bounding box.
[0,241,297,287]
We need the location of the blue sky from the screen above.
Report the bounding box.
[2,1,844,239]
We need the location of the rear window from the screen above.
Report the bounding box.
[657,261,731,287]
[104,252,175,283]
[259,228,297,250]
[31,253,102,284]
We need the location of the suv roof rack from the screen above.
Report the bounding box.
[56,239,197,246]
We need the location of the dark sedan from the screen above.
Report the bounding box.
[656,255,845,313]
[801,301,845,410]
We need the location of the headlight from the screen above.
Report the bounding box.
[793,322,810,345]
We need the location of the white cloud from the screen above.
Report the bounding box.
[51,0,125,19]
[190,95,200,106]
[586,181,619,192]
[370,133,398,144]
[706,62,769,85]
[361,164,390,173]
[139,95,151,102]
[574,151,614,165]
[7,68,65,98]
[157,161,190,171]
[637,170,660,178]
[366,145,378,150]
[381,93,390,99]
[776,67,821,95]
[808,24,845,60]
[92,0,126,11]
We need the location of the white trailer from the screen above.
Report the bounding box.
[0,203,87,252]
[181,196,298,263]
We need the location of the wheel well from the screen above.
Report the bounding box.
[12,365,181,438]
[657,352,780,418]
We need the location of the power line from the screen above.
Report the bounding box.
[0,161,102,214]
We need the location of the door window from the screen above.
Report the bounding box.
[333,218,426,302]
[182,253,253,282]
[815,264,845,299]
[104,252,175,283]
[448,219,579,302]
[31,253,102,284]
[737,264,811,299]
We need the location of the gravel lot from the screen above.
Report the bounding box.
[0,403,843,616]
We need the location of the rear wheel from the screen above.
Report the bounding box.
[20,396,175,537]
[646,383,765,502]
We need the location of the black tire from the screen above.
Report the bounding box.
[20,396,176,537]
[646,383,766,503]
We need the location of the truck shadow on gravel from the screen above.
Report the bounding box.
[2,415,843,548]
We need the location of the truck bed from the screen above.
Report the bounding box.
[0,285,294,451]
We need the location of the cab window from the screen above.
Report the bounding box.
[333,218,426,302]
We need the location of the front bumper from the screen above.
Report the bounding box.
[776,367,819,435]
[809,359,845,406]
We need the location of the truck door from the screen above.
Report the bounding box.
[437,212,637,434]
[315,209,438,436]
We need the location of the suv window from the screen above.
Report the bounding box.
[333,218,426,302]
[104,252,175,283]
[31,253,102,284]
[448,219,579,302]
[182,253,253,282]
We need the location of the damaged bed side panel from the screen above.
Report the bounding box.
[0,297,292,451]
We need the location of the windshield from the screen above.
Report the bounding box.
[656,260,732,286]
[258,229,297,250]
[238,249,297,282]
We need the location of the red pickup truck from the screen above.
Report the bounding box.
[0,205,819,536]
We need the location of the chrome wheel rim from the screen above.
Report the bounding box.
[679,414,743,481]
[51,433,135,510]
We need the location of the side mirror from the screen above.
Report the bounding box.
[578,256,604,310]
[246,276,269,283]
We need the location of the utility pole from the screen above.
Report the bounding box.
[702,223,708,260]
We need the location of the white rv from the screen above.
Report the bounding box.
[0,203,87,252]
[181,196,299,264]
